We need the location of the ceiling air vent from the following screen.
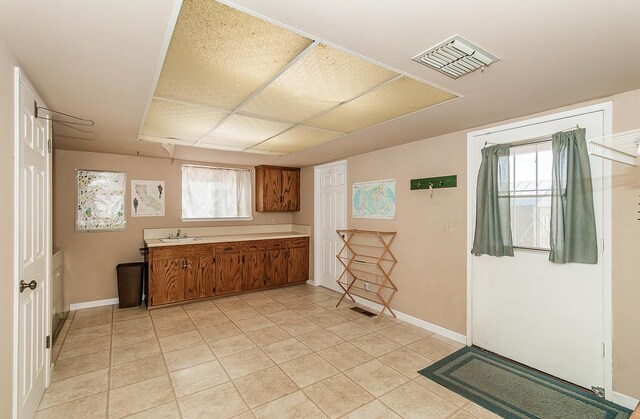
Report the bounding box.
[412,35,499,79]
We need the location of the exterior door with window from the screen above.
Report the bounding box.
[469,106,610,395]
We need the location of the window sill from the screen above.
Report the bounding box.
[181,217,254,222]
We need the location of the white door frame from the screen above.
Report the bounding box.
[313,160,347,289]
[466,102,613,399]
[13,67,52,418]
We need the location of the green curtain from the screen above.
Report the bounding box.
[472,144,514,257]
[549,128,598,264]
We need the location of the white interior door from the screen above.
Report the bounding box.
[17,71,51,418]
[315,161,346,292]
[468,105,611,395]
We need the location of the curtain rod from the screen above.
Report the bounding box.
[183,164,252,172]
[484,125,580,148]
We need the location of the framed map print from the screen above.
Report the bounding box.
[131,180,165,217]
[76,170,127,231]
[352,179,396,219]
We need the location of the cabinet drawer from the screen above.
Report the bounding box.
[151,244,214,259]
[242,240,266,252]
[265,239,287,250]
[216,242,243,254]
[287,237,308,248]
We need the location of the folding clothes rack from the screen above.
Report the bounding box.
[335,229,397,322]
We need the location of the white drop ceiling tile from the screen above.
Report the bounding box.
[141,99,228,142]
[154,0,312,110]
[196,143,246,152]
[139,134,196,147]
[240,44,398,123]
[200,114,292,148]
[251,125,344,153]
[305,77,458,133]
[243,148,287,156]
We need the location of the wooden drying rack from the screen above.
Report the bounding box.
[335,229,397,322]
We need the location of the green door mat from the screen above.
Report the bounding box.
[418,346,632,419]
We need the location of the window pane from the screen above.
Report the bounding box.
[509,141,552,249]
[182,165,252,219]
[537,143,553,193]
[511,197,536,248]
[512,144,537,196]
[537,196,551,249]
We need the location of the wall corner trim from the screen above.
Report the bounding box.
[612,391,639,411]
[69,298,119,311]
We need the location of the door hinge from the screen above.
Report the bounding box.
[45,335,51,349]
[47,138,52,153]
[601,238,605,253]
[591,386,605,398]
[601,342,606,358]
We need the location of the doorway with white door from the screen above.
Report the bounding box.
[466,103,613,399]
[14,68,52,419]
[314,160,347,292]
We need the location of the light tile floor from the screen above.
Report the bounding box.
[38,284,500,419]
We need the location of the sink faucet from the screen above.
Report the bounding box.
[170,229,185,239]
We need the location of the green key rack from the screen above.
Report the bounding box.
[410,175,457,191]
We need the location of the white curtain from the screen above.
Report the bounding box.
[182,165,252,219]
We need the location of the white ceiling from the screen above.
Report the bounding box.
[1,0,639,167]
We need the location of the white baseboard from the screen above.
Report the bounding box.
[313,284,467,345]
[613,391,639,410]
[69,298,119,311]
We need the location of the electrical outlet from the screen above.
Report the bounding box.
[442,221,453,233]
[271,219,276,225]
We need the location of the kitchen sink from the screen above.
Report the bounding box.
[159,237,201,243]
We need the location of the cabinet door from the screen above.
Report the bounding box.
[149,258,184,306]
[287,246,309,283]
[265,249,288,287]
[263,168,283,211]
[243,251,266,291]
[185,255,216,299]
[282,169,300,211]
[216,253,243,295]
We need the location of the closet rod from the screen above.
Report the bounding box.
[485,124,580,148]
[35,106,95,127]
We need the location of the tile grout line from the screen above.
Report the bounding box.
[105,304,114,419]
[150,304,186,419]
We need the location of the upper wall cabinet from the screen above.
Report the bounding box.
[255,165,300,212]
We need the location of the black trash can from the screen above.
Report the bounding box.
[116,262,144,308]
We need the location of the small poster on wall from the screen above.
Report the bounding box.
[131,180,165,217]
[352,179,396,219]
[76,170,127,231]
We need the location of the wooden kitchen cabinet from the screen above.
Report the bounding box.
[265,239,288,287]
[185,255,216,300]
[243,241,266,291]
[255,165,300,212]
[149,244,216,306]
[216,243,244,295]
[287,237,309,283]
[148,237,309,307]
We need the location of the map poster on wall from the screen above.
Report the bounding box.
[352,179,396,219]
[76,170,127,231]
[131,180,165,217]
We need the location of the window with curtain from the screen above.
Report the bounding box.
[181,165,252,220]
[509,142,553,250]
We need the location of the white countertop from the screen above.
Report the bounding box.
[144,231,309,248]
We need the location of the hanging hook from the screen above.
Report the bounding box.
[428,182,433,198]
